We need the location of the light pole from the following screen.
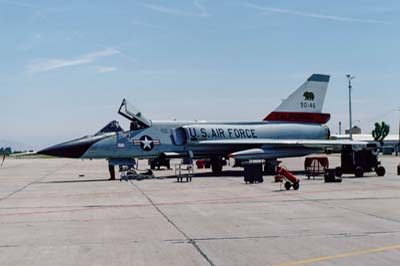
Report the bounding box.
[398,108,400,156]
[346,74,355,140]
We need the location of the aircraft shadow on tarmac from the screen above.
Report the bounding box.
[165,170,246,179]
[39,179,113,184]
[38,169,312,184]
[38,169,376,184]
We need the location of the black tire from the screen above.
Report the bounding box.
[355,166,364,177]
[285,182,291,190]
[335,167,343,178]
[376,166,385,177]
[293,182,300,190]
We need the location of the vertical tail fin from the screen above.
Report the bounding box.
[263,74,331,124]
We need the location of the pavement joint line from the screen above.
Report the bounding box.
[2,193,400,217]
[180,230,400,242]
[281,178,400,224]
[0,216,155,225]
[294,193,400,224]
[0,163,71,202]
[129,180,217,266]
[272,244,400,266]
[2,194,400,211]
[10,190,137,199]
[334,205,400,224]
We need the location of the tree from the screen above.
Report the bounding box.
[5,147,11,155]
[0,147,12,155]
[372,122,390,145]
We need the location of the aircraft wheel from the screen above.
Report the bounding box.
[335,167,343,178]
[211,161,223,175]
[355,166,364,177]
[376,166,386,177]
[293,182,300,190]
[285,182,291,190]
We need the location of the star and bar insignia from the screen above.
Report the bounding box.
[133,135,160,151]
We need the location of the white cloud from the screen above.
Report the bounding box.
[144,1,210,17]
[95,66,117,73]
[27,48,119,73]
[245,4,387,24]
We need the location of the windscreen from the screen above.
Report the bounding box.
[96,120,124,135]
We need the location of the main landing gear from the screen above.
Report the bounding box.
[210,157,226,175]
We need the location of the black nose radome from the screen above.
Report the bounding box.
[38,134,110,158]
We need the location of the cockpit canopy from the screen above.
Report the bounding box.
[118,99,151,130]
[95,120,124,135]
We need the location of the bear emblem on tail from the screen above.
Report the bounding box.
[303,91,315,101]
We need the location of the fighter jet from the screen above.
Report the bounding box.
[38,74,365,176]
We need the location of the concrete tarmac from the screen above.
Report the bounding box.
[0,155,399,266]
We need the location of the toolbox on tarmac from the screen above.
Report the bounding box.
[243,160,264,184]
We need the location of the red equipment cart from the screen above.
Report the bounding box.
[275,166,300,190]
[304,156,329,179]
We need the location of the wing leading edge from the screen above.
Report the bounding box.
[193,139,369,160]
[196,138,368,146]
[196,138,370,159]
[198,139,368,160]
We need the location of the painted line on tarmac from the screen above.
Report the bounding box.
[273,244,400,266]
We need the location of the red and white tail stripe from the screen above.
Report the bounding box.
[264,74,331,124]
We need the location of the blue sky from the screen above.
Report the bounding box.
[1,0,399,149]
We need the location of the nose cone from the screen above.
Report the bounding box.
[38,134,110,158]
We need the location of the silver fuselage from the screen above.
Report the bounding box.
[82,121,329,159]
